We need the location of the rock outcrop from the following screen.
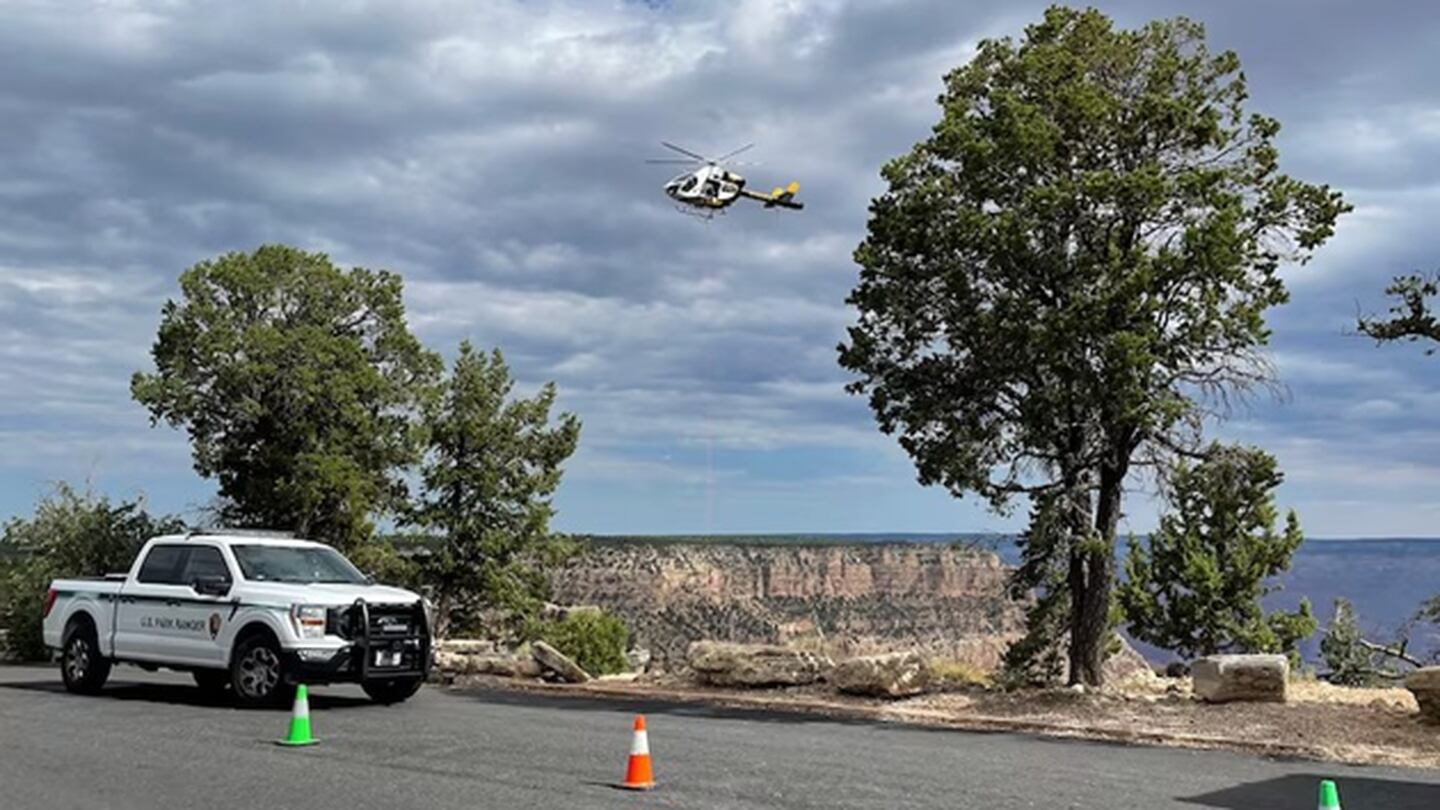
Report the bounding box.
[549,542,1024,669]
[437,639,498,656]
[687,640,832,687]
[532,641,592,683]
[1103,637,1160,688]
[832,652,932,698]
[1404,667,1440,723]
[625,648,652,673]
[434,647,542,678]
[1191,654,1288,703]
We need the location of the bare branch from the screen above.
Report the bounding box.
[1358,638,1423,669]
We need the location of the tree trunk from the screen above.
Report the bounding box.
[1068,461,1124,687]
[434,592,453,639]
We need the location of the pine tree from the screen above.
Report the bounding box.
[1321,599,1377,686]
[1118,444,1316,661]
[407,342,581,637]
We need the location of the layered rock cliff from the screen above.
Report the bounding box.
[548,542,1025,669]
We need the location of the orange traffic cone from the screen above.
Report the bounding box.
[619,715,656,790]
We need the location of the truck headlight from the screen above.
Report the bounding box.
[290,604,328,640]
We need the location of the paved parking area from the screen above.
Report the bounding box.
[1,664,1437,809]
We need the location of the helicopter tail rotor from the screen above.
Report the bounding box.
[762,181,802,209]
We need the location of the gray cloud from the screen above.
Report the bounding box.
[1,0,1437,534]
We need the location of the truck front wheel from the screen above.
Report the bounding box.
[60,620,111,695]
[362,677,423,705]
[230,633,291,708]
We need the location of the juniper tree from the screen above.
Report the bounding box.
[132,245,441,551]
[838,6,1347,684]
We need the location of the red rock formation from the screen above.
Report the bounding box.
[548,543,1025,669]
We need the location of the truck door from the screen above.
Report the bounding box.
[172,544,235,667]
[112,544,196,663]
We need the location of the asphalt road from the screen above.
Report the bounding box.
[1,664,1437,809]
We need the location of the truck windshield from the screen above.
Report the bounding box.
[231,545,368,585]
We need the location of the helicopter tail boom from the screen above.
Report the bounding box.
[741,181,803,210]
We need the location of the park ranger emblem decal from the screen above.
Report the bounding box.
[208,612,222,639]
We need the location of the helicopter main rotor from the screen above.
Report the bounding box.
[645,141,758,168]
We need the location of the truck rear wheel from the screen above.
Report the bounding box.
[230,633,291,708]
[60,620,110,695]
[362,677,423,705]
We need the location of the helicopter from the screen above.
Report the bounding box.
[647,142,803,218]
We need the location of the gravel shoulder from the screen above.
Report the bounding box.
[444,673,1440,770]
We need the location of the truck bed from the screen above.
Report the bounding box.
[50,576,126,589]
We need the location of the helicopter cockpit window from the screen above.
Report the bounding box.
[680,176,698,193]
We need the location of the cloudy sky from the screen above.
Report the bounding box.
[1,0,1437,537]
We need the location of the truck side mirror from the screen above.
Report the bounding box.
[192,576,231,597]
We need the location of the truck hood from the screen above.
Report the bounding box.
[240,581,422,607]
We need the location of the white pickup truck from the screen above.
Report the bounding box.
[42,531,432,706]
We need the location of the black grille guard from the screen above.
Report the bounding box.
[352,597,432,682]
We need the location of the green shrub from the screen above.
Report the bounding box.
[0,483,183,661]
[523,610,630,676]
[0,559,53,661]
[927,658,991,688]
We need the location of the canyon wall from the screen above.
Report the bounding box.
[548,542,1025,669]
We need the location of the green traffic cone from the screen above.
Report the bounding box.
[276,684,318,746]
[1318,779,1341,810]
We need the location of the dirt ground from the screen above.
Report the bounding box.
[449,672,1440,770]
[897,682,1438,769]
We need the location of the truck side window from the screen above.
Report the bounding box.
[182,546,231,585]
[136,545,187,585]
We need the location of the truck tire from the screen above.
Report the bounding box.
[192,669,230,694]
[60,619,111,695]
[230,633,291,708]
[362,677,423,705]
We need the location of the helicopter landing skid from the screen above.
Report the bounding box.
[675,204,723,222]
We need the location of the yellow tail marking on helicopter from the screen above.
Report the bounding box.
[771,186,784,197]
[786,181,799,195]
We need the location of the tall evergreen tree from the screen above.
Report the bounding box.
[132,245,441,551]
[407,342,581,636]
[838,6,1346,684]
